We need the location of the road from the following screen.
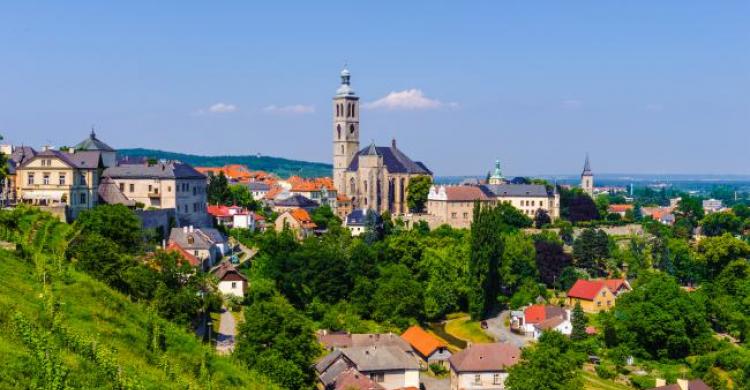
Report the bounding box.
[215,307,237,355]
[483,310,531,348]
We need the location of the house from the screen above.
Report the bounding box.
[336,194,353,220]
[512,304,567,335]
[287,176,338,208]
[210,261,248,297]
[15,146,105,220]
[316,346,420,390]
[272,193,319,213]
[400,325,451,368]
[702,199,724,214]
[317,332,414,356]
[102,160,209,227]
[247,181,270,200]
[168,226,227,269]
[196,165,275,185]
[567,279,629,313]
[345,209,382,236]
[207,205,255,230]
[448,343,520,390]
[275,207,317,239]
[329,367,384,390]
[1,145,37,206]
[532,315,572,340]
[641,206,676,225]
[164,242,204,268]
[608,204,634,217]
[649,379,711,390]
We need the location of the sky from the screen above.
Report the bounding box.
[0,1,748,176]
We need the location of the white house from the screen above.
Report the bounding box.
[448,343,520,390]
[210,262,247,297]
[207,205,255,231]
[532,316,573,340]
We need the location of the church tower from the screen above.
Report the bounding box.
[580,154,594,196]
[332,67,360,195]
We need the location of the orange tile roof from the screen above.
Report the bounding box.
[289,176,336,192]
[400,326,445,358]
[165,242,201,267]
[608,204,634,213]
[265,186,283,200]
[290,207,317,229]
[195,164,275,184]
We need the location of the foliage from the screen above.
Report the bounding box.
[572,229,611,276]
[611,273,711,360]
[75,204,143,251]
[571,301,587,341]
[310,205,339,230]
[534,208,552,228]
[700,211,742,237]
[533,233,572,288]
[506,331,584,390]
[235,293,320,390]
[207,172,230,205]
[406,175,432,213]
[695,233,750,279]
[372,264,423,328]
[560,187,599,223]
[227,184,259,210]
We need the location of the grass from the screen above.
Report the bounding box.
[582,370,633,390]
[444,314,494,344]
[0,248,276,389]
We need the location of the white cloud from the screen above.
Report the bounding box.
[194,102,238,115]
[262,104,315,114]
[562,99,583,109]
[364,89,457,110]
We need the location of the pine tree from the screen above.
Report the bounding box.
[570,301,587,341]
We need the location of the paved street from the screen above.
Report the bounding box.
[215,307,236,355]
[421,373,449,390]
[483,310,531,348]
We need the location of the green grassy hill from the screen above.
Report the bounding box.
[119,148,332,178]
[0,248,276,389]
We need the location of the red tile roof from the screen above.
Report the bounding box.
[603,279,629,293]
[207,205,249,217]
[523,304,566,324]
[567,279,608,301]
[290,208,317,229]
[608,204,634,213]
[165,242,201,267]
[401,326,446,358]
[444,186,491,201]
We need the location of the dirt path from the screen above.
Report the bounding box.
[215,307,236,355]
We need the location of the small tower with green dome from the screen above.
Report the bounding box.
[488,159,505,185]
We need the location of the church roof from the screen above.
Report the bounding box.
[75,130,115,152]
[582,154,592,176]
[482,184,551,198]
[346,141,431,175]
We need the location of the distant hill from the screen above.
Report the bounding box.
[119,148,332,178]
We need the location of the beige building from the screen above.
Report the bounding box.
[15,147,104,220]
[426,183,560,229]
[275,207,317,239]
[102,161,209,226]
[331,68,432,215]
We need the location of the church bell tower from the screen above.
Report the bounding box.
[580,153,594,196]
[332,67,360,196]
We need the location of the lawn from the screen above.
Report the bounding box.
[444,314,494,344]
[582,370,632,390]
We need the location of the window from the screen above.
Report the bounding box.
[193,186,197,196]
[79,173,87,186]
[231,282,237,288]
[349,124,355,134]
[607,300,612,306]
[167,186,171,192]
[336,104,340,117]
[493,373,501,385]
[43,173,50,185]
[540,201,545,207]
[129,183,134,193]
[337,124,341,139]
[451,212,457,219]
[27,173,34,185]
[369,373,384,383]
[463,212,469,219]
[352,104,355,117]
[119,183,125,192]
[346,103,350,117]
[148,185,152,192]
[597,301,602,307]
[532,200,535,206]
[79,193,86,205]
[474,374,481,384]
[193,203,198,212]
[59,174,66,186]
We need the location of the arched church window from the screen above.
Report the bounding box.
[364,180,368,193]
[341,145,344,154]
[337,124,341,139]
[336,105,340,117]
[349,124,355,134]
[346,103,351,117]
[352,104,356,117]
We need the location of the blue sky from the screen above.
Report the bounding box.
[0,1,748,176]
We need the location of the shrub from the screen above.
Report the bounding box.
[596,364,616,380]
[630,375,656,389]
[429,363,448,376]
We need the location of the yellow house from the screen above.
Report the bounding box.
[566,279,619,313]
[15,148,104,220]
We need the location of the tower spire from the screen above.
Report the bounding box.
[582,153,592,175]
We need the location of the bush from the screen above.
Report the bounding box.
[429,363,448,376]
[630,375,656,389]
[226,295,244,312]
[596,364,616,380]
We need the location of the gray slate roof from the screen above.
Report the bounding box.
[19,149,103,170]
[75,130,115,152]
[482,183,551,198]
[246,182,270,191]
[97,177,136,206]
[346,209,382,227]
[168,227,225,250]
[103,161,205,180]
[347,141,431,175]
[338,346,419,372]
[274,194,318,208]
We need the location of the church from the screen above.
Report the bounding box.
[332,68,432,215]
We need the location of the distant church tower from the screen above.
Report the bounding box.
[580,154,594,196]
[488,159,505,185]
[332,67,360,195]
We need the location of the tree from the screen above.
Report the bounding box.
[572,229,610,276]
[75,204,143,251]
[228,184,258,210]
[500,232,538,295]
[310,205,339,230]
[570,301,587,341]
[533,234,572,288]
[68,233,133,291]
[700,211,742,237]
[421,243,470,319]
[674,195,704,235]
[506,331,584,390]
[534,209,552,228]
[695,233,750,279]
[613,273,711,360]
[469,202,504,319]
[406,175,432,213]
[235,293,320,389]
[560,187,599,223]
[372,264,423,328]
[207,172,230,205]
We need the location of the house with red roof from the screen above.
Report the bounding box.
[207,204,255,230]
[607,204,634,217]
[512,304,569,336]
[400,326,451,368]
[164,242,203,268]
[567,279,630,313]
[275,207,317,239]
